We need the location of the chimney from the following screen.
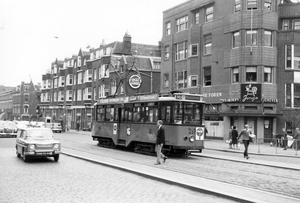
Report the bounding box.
[123,32,132,55]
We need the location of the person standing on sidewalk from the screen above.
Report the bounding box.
[282,128,288,150]
[155,120,167,165]
[231,126,239,150]
[228,126,233,149]
[237,124,252,159]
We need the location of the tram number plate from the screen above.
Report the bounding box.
[37,152,51,155]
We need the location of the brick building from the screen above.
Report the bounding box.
[12,81,41,121]
[40,33,161,130]
[161,0,300,141]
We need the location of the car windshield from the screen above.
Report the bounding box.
[4,122,16,128]
[25,129,53,139]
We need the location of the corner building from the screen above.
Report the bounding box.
[161,0,299,141]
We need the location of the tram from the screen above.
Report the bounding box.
[91,92,206,155]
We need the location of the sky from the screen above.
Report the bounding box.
[0,0,186,87]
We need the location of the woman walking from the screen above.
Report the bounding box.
[237,124,252,159]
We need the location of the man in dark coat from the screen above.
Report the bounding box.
[155,120,167,165]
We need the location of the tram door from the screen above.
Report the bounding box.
[115,107,124,142]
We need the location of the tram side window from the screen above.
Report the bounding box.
[183,103,201,124]
[122,106,133,122]
[144,106,158,123]
[96,106,104,122]
[133,106,142,122]
[173,102,183,124]
[113,107,119,122]
[161,104,171,124]
[105,107,114,122]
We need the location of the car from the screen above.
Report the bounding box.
[0,121,18,138]
[15,128,61,162]
[16,120,30,130]
[50,123,62,133]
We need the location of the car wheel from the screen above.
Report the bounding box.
[54,154,60,162]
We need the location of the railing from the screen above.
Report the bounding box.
[254,138,299,156]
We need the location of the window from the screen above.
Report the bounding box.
[282,20,289,30]
[166,22,171,36]
[86,70,93,82]
[78,72,82,84]
[84,87,92,100]
[204,35,212,55]
[165,46,170,60]
[163,73,169,87]
[188,44,198,57]
[188,75,198,87]
[176,16,188,32]
[247,0,257,10]
[285,45,300,69]
[204,67,211,86]
[233,31,240,48]
[264,31,272,47]
[110,79,117,95]
[235,0,241,12]
[286,83,291,107]
[264,67,272,83]
[232,67,239,83]
[67,90,72,101]
[153,62,161,70]
[205,6,213,23]
[293,20,300,30]
[246,30,257,46]
[78,56,81,67]
[264,0,271,10]
[77,89,82,101]
[286,83,300,108]
[93,69,97,81]
[194,12,200,24]
[99,84,106,98]
[99,65,109,79]
[246,67,257,82]
[175,71,187,89]
[59,76,65,86]
[175,41,187,61]
[67,74,73,85]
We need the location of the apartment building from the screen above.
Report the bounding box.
[161,0,300,141]
[12,81,41,121]
[0,90,13,120]
[40,33,161,130]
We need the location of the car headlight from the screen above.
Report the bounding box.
[29,144,35,150]
[53,144,60,149]
[189,135,195,143]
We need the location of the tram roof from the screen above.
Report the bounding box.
[96,93,205,105]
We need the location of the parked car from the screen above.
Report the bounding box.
[50,123,62,133]
[15,128,61,162]
[0,121,18,137]
[16,121,30,130]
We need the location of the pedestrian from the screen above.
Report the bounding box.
[76,120,80,131]
[282,128,288,150]
[155,120,167,165]
[228,126,233,149]
[231,126,239,149]
[292,128,300,150]
[237,124,252,159]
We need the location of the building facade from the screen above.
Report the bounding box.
[0,90,13,120]
[161,0,300,141]
[12,81,41,121]
[40,33,161,130]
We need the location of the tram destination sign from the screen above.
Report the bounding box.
[174,93,204,102]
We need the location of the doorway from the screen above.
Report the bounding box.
[263,118,273,143]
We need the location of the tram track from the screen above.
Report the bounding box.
[58,137,300,200]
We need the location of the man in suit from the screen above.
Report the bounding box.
[155,120,167,165]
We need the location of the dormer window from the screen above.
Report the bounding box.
[78,56,81,67]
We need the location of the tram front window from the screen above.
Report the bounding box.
[173,102,183,124]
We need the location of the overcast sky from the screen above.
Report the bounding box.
[0,0,185,87]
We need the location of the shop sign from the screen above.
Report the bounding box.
[129,75,142,89]
[241,84,261,102]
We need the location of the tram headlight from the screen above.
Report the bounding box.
[189,135,195,143]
